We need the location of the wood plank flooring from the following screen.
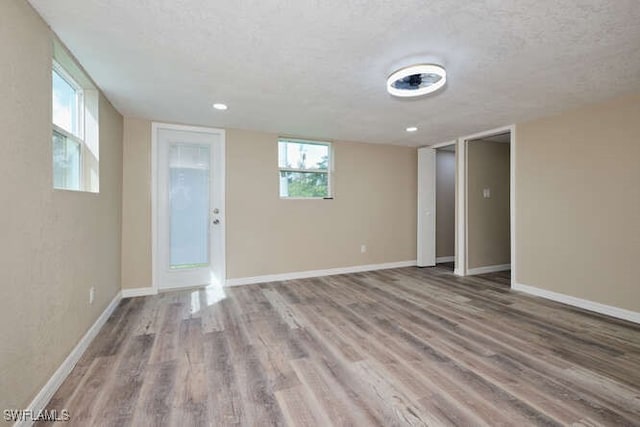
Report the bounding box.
[39,266,640,426]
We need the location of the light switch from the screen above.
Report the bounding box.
[483,188,491,198]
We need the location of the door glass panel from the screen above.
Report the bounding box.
[169,143,210,269]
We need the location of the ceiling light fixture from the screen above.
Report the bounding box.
[212,103,228,110]
[387,64,446,98]
[406,127,418,132]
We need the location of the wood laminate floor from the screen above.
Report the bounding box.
[39,267,640,426]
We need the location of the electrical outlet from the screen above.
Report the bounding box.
[89,287,95,304]
[483,188,491,198]
[360,244,367,253]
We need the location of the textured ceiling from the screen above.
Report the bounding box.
[28,0,640,146]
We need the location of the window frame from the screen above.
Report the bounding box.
[278,138,333,200]
[52,61,85,191]
[52,60,84,140]
[51,45,100,193]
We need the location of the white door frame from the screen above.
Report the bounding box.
[151,122,226,293]
[458,124,515,286]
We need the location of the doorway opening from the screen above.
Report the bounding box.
[462,128,513,284]
[417,125,515,285]
[417,140,456,270]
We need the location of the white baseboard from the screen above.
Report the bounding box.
[436,256,455,263]
[467,264,511,275]
[225,260,417,287]
[17,291,122,427]
[121,287,157,298]
[513,283,640,325]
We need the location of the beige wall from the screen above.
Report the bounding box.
[226,129,417,277]
[467,141,510,269]
[436,150,455,258]
[121,122,417,286]
[0,0,123,413]
[516,94,640,312]
[121,118,152,288]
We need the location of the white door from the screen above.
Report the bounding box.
[417,147,436,267]
[153,123,225,290]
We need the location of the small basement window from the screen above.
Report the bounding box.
[278,139,332,198]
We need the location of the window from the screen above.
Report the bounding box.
[52,63,83,190]
[278,139,332,198]
[51,41,99,192]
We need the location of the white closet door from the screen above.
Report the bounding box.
[417,147,436,267]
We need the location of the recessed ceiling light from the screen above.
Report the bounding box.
[387,64,446,98]
[212,103,228,110]
[406,126,418,132]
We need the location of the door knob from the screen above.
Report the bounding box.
[212,219,220,225]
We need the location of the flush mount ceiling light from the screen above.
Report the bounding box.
[406,126,418,132]
[387,64,446,98]
[212,103,228,110]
